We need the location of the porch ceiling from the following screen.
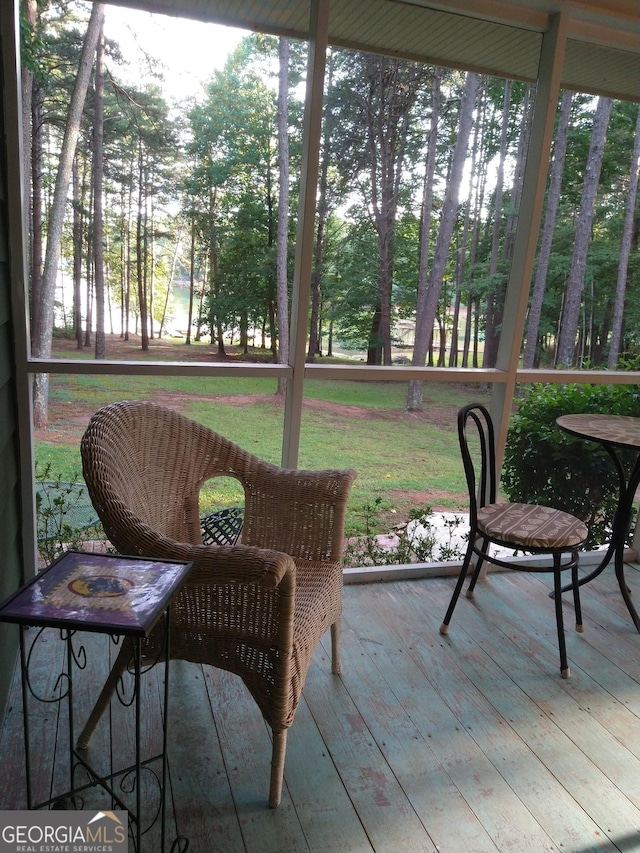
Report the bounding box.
[104,0,639,100]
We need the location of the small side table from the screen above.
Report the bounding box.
[0,550,193,851]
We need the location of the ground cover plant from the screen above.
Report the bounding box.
[35,463,108,565]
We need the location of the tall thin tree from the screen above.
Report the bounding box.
[556,96,612,368]
[407,67,441,410]
[607,107,640,368]
[407,71,479,408]
[93,22,105,360]
[276,37,290,394]
[32,2,105,427]
[523,90,573,368]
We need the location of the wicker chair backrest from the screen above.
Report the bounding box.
[81,400,261,548]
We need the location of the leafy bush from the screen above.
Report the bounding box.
[502,383,640,550]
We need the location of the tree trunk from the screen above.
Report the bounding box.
[462,88,488,369]
[93,24,106,360]
[84,200,93,348]
[523,90,573,368]
[72,157,83,349]
[21,0,36,228]
[276,37,290,395]
[186,220,196,345]
[32,2,105,428]
[408,72,479,402]
[556,96,612,368]
[308,51,335,364]
[366,58,427,366]
[407,68,441,410]
[482,80,511,368]
[30,75,44,351]
[160,228,181,339]
[485,84,534,368]
[149,200,155,340]
[451,99,482,369]
[607,107,640,368]
[367,305,382,365]
[22,0,37,341]
[136,142,149,351]
[195,262,207,342]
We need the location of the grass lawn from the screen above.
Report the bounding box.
[36,336,490,536]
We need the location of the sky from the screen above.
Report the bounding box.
[102,5,248,102]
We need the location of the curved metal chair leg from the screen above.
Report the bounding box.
[553,557,570,678]
[571,556,584,633]
[440,542,474,634]
[466,538,489,599]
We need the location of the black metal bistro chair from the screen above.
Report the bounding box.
[439,403,588,678]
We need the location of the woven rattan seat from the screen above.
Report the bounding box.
[76,400,356,807]
[440,403,588,678]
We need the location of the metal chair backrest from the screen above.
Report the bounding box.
[458,403,498,524]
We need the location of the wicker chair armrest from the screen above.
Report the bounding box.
[259,467,357,502]
[103,512,295,588]
[168,540,295,588]
[141,530,297,672]
[242,467,357,560]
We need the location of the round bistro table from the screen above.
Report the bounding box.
[556,413,640,631]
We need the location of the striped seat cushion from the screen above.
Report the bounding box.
[477,501,587,550]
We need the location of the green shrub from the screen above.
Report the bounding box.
[502,383,640,550]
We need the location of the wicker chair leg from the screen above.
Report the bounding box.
[331,620,341,675]
[76,641,132,749]
[269,729,288,808]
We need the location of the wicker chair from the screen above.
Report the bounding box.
[440,403,588,678]
[76,400,356,807]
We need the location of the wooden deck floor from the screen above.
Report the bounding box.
[3,563,640,852]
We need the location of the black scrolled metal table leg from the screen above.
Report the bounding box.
[19,627,32,809]
[556,445,640,632]
[556,443,640,629]
[561,442,627,594]
[66,630,74,806]
[162,610,170,853]
[615,541,640,631]
[135,636,142,853]
[612,451,640,632]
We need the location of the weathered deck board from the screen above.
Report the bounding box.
[302,643,437,853]
[420,577,640,849]
[348,582,604,852]
[329,608,501,853]
[3,567,640,852]
[167,660,246,851]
